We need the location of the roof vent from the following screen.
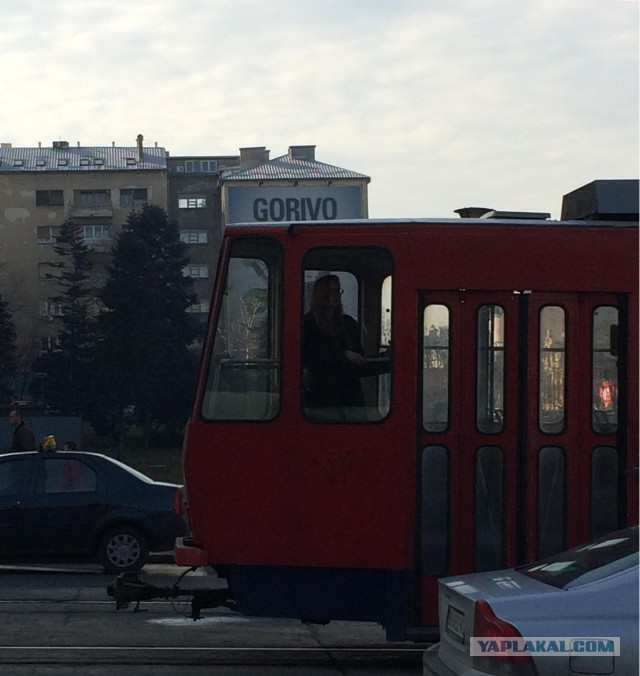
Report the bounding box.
[481,210,550,220]
[454,207,549,220]
[136,134,144,162]
[239,146,270,169]
[289,145,316,161]
[454,207,493,218]
[561,179,639,221]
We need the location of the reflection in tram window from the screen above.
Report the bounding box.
[592,306,619,434]
[590,446,620,539]
[474,446,504,571]
[423,305,450,432]
[476,306,505,434]
[201,239,282,421]
[538,446,566,558]
[538,306,566,433]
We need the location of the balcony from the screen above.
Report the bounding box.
[69,203,113,219]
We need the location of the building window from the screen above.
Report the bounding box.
[183,264,209,279]
[93,158,104,166]
[181,159,219,173]
[126,158,136,166]
[180,230,208,244]
[80,158,90,166]
[37,225,61,243]
[40,336,62,352]
[36,159,47,167]
[39,300,64,318]
[120,188,148,206]
[77,189,110,206]
[13,159,23,167]
[36,190,64,207]
[58,159,68,167]
[178,196,206,209]
[201,160,218,172]
[83,224,112,242]
[187,301,211,313]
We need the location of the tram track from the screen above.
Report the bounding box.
[0,570,428,672]
[0,645,425,667]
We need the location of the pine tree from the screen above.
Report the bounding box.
[89,205,198,444]
[0,294,17,404]
[32,220,97,414]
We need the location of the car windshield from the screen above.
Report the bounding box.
[518,526,639,589]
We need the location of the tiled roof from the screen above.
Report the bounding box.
[0,146,167,172]
[225,153,369,181]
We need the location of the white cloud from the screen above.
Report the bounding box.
[1,0,637,217]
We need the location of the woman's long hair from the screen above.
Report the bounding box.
[310,275,343,336]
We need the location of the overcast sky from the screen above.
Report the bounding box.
[2,0,637,218]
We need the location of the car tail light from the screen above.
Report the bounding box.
[473,599,534,670]
[173,487,185,515]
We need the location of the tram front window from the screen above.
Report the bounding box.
[301,247,393,423]
[201,238,282,421]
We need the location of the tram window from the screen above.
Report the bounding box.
[474,446,504,571]
[476,305,505,434]
[590,446,620,539]
[201,238,282,421]
[592,306,619,434]
[537,446,566,558]
[301,247,393,423]
[420,445,449,575]
[423,305,450,432]
[538,306,566,433]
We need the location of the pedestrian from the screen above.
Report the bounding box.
[9,408,37,452]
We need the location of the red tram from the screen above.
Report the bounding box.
[176,204,638,640]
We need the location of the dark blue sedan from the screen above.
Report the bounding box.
[0,451,187,573]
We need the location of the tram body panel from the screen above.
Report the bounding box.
[180,218,638,638]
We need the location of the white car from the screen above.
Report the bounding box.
[424,526,638,675]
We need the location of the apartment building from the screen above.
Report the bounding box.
[0,137,169,386]
[0,139,369,399]
[167,152,240,323]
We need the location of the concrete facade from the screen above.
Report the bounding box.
[0,138,169,395]
[166,153,240,330]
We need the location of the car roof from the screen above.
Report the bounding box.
[1,450,155,483]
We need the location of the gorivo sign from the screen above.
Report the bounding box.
[253,197,338,221]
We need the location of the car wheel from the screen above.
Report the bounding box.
[98,526,149,574]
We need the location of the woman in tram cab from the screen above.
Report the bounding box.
[302,274,367,416]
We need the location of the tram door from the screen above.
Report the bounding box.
[416,290,629,626]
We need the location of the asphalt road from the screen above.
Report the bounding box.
[0,561,427,675]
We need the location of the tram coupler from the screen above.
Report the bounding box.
[106,569,234,620]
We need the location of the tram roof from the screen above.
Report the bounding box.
[225,217,638,231]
